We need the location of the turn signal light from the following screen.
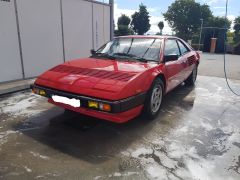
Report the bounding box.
[99,103,111,112]
[32,88,39,94]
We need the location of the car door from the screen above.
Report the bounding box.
[164,39,183,92]
[176,40,193,80]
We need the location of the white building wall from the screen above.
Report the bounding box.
[0,0,112,83]
[0,0,23,82]
[62,0,93,60]
[16,0,64,78]
[93,3,111,50]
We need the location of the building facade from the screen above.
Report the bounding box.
[0,0,114,83]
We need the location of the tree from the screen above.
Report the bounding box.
[233,16,240,44]
[234,16,240,33]
[234,24,240,34]
[131,3,151,35]
[163,0,212,40]
[114,14,133,36]
[200,4,213,21]
[117,14,131,27]
[158,21,164,35]
[205,16,231,29]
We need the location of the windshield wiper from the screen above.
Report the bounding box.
[133,57,158,63]
[113,53,137,58]
[92,52,115,60]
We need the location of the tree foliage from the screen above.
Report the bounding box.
[205,16,231,29]
[233,16,240,44]
[117,14,131,27]
[114,14,133,36]
[234,16,240,33]
[163,0,233,41]
[158,21,164,35]
[163,0,212,40]
[131,3,151,35]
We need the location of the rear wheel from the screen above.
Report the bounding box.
[143,78,164,119]
[185,65,198,86]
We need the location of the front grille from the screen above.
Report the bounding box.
[50,65,136,82]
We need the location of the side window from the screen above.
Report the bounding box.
[164,40,180,56]
[177,40,189,55]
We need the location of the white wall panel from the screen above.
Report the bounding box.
[16,0,63,78]
[62,0,93,60]
[0,0,111,82]
[104,6,111,43]
[93,3,110,50]
[0,0,23,82]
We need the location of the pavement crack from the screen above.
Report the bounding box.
[228,156,240,174]
[139,149,184,180]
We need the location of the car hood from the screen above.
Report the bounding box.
[35,57,157,100]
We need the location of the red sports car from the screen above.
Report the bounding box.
[31,36,200,123]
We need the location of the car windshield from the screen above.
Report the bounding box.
[94,38,162,62]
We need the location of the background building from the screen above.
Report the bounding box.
[0,0,114,83]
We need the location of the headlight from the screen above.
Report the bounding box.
[32,87,46,97]
[88,101,98,109]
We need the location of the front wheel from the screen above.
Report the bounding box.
[143,78,164,119]
[185,65,198,86]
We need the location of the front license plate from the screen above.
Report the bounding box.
[52,95,81,108]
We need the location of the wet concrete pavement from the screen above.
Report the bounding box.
[0,76,240,180]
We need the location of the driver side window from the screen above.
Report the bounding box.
[177,40,189,55]
[164,39,180,57]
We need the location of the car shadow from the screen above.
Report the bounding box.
[13,83,196,164]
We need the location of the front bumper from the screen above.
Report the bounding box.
[31,84,146,115]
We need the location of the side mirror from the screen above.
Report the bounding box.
[90,49,96,55]
[164,54,179,62]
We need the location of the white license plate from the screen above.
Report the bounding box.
[52,95,81,108]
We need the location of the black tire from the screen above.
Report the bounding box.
[143,78,164,119]
[185,65,198,86]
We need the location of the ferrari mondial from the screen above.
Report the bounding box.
[31,36,200,123]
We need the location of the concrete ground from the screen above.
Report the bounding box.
[198,53,240,80]
[0,53,240,180]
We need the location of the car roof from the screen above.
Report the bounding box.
[116,35,179,40]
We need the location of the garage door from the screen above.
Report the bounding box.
[0,0,23,82]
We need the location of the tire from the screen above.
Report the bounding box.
[143,78,164,119]
[185,65,198,86]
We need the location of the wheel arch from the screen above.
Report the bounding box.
[156,73,167,94]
